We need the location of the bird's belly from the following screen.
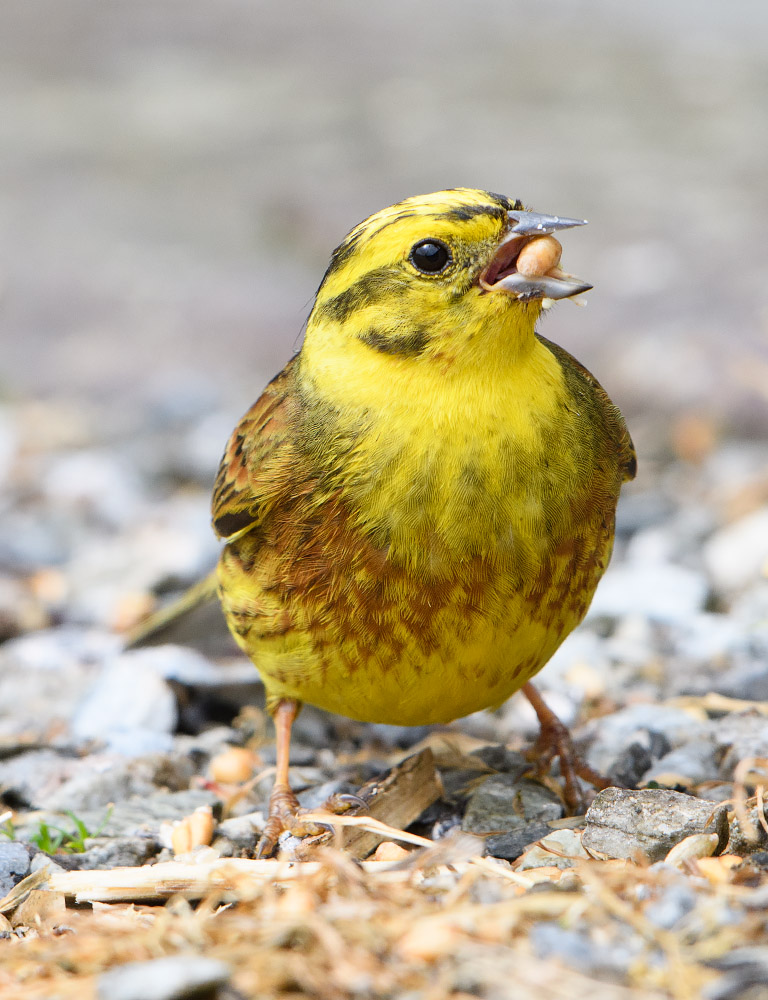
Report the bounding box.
[220,512,614,726]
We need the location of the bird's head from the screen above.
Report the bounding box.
[305,188,591,372]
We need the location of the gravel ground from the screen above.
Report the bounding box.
[1,2,767,998]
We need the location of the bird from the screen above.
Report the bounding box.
[211,188,636,856]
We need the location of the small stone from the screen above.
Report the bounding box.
[97,956,231,1000]
[714,712,768,776]
[530,920,641,975]
[670,612,746,667]
[72,654,178,745]
[514,828,590,871]
[485,822,552,862]
[703,506,768,593]
[19,789,221,845]
[705,947,768,1000]
[0,842,31,896]
[610,738,662,788]
[70,836,160,870]
[462,776,563,835]
[0,749,80,809]
[120,645,229,686]
[587,562,708,624]
[583,787,723,862]
[706,662,768,703]
[214,813,263,854]
[584,703,706,776]
[469,745,529,776]
[41,448,142,528]
[644,882,698,929]
[0,627,117,741]
[643,739,719,788]
[29,854,66,877]
[297,777,357,810]
[726,804,768,856]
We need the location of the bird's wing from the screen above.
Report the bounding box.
[537,334,637,483]
[212,355,302,539]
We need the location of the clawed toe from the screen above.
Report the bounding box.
[523,682,611,813]
[256,783,369,857]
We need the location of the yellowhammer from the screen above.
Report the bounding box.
[212,188,636,855]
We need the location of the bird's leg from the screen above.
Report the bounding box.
[522,682,611,813]
[257,698,303,858]
[256,698,367,858]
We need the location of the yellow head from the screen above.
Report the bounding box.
[303,188,590,377]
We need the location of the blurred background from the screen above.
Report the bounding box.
[1,0,767,641]
[3,0,767,424]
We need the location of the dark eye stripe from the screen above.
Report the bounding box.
[315,266,406,323]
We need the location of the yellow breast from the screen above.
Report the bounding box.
[218,335,619,725]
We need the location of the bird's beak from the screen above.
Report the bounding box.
[479,210,593,301]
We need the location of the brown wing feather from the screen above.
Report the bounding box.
[537,334,637,483]
[211,355,302,539]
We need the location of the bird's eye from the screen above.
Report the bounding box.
[409,239,452,274]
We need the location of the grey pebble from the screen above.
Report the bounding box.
[72,655,178,745]
[644,883,698,930]
[530,921,641,975]
[0,749,80,809]
[609,731,672,788]
[462,776,563,835]
[97,956,231,1000]
[485,822,553,861]
[586,561,708,624]
[704,662,768,703]
[0,627,116,741]
[643,739,720,788]
[704,947,768,1000]
[714,713,768,777]
[727,804,768,856]
[69,836,161,870]
[0,842,31,896]
[703,506,768,594]
[119,645,242,687]
[214,814,262,854]
[29,853,66,877]
[469,745,529,776]
[19,789,220,843]
[582,787,722,862]
[41,448,143,529]
[585,703,706,776]
[297,777,358,810]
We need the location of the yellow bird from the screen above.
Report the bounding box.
[212,189,636,855]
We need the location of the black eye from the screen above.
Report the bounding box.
[409,239,451,274]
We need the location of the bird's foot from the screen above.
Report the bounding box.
[256,784,367,858]
[523,683,611,813]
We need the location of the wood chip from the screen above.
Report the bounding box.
[341,748,441,859]
[0,868,50,914]
[11,889,66,928]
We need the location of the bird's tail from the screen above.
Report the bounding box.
[123,570,222,649]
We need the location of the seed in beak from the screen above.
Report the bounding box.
[515,236,562,279]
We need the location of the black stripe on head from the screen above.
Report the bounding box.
[437,192,523,223]
[317,266,406,324]
[487,192,523,212]
[439,203,507,224]
[358,326,430,357]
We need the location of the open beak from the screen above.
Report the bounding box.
[479,210,593,301]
